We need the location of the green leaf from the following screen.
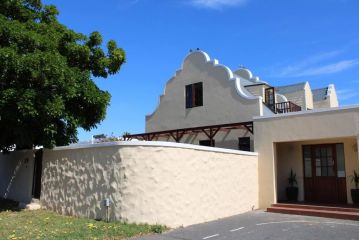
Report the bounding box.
[0,0,126,150]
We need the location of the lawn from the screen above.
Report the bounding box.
[0,199,166,240]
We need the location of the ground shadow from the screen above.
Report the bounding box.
[0,198,21,212]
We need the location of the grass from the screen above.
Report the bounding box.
[0,199,167,240]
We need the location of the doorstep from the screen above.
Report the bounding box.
[267,203,359,221]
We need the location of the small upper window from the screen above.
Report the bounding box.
[238,137,251,151]
[199,139,215,147]
[185,82,203,108]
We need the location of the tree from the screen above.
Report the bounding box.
[122,131,131,141]
[0,0,126,151]
[92,133,121,143]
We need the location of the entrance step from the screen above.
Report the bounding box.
[272,203,359,213]
[25,202,41,210]
[267,203,359,221]
[18,198,42,210]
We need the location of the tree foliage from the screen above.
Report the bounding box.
[0,0,126,151]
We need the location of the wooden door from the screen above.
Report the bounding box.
[313,145,338,203]
[303,144,347,204]
[264,87,275,112]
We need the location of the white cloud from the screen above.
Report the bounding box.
[291,59,359,77]
[273,50,359,77]
[336,89,358,101]
[278,50,342,76]
[189,0,248,9]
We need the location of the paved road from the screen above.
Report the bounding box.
[134,211,359,240]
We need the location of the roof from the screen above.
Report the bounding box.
[276,82,306,94]
[312,87,328,102]
[236,76,257,86]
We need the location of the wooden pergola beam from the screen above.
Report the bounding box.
[129,121,253,141]
[169,130,186,142]
[244,124,254,134]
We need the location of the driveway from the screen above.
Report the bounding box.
[134,211,359,240]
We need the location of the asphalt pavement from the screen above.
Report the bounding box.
[133,210,359,240]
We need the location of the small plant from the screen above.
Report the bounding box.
[288,169,297,187]
[122,132,132,141]
[350,170,359,189]
[150,224,166,234]
[286,169,298,202]
[350,170,359,204]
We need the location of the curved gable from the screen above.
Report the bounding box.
[146,51,263,132]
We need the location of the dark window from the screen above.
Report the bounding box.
[32,149,43,199]
[336,143,346,177]
[302,144,342,178]
[185,84,193,108]
[199,140,215,147]
[186,82,203,108]
[314,146,335,177]
[303,145,312,178]
[238,137,250,151]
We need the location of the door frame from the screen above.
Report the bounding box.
[264,87,275,111]
[302,143,347,204]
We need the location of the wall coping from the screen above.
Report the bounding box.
[51,141,258,156]
[254,104,359,121]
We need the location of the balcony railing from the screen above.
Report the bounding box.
[275,101,302,113]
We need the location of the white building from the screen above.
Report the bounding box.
[131,50,359,207]
[133,50,338,152]
[2,50,358,229]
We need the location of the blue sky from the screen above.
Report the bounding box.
[43,0,359,141]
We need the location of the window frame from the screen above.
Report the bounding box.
[185,82,203,109]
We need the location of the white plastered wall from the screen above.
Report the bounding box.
[41,142,258,227]
[146,51,262,132]
[254,106,359,208]
[304,82,314,109]
[328,84,339,107]
[0,150,35,203]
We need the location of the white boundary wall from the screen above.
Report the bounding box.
[41,141,258,227]
[0,150,35,203]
